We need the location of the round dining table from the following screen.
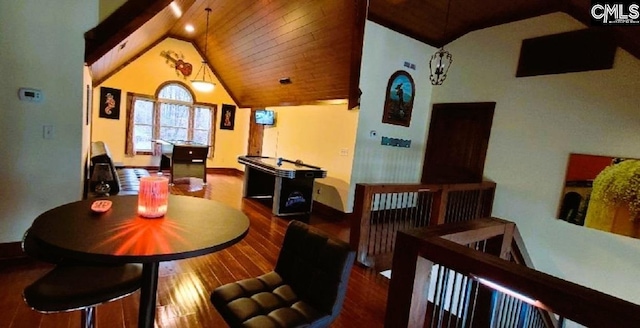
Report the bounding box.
[28,195,250,328]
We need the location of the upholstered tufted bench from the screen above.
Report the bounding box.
[90,141,151,195]
[211,221,355,328]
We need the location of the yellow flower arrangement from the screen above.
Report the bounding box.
[590,159,640,219]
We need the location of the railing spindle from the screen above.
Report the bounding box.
[351,181,496,270]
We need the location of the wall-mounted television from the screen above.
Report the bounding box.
[255,109,275,125]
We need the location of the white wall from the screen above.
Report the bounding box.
[0,0,99,242]
[349,21,437,210]
[432,12,640,304]
[261,104,358,211]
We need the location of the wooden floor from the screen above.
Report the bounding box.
[0,173,389,328]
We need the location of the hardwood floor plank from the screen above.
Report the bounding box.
[96,301,126,328]
[39,312,73,328]
[1,173,388,327]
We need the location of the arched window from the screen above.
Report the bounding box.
[125,82,216,157]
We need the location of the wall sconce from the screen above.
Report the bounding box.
[137,176,169,218]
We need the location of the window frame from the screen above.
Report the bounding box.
[125,81,217,157]
[131,96,156,155]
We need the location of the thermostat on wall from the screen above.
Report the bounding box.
[18,88,43,103]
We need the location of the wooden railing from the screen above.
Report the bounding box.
[349,181,496,270]
[385,218,640,327]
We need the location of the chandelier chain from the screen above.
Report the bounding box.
[204,8,211,61]
[443,0,451,41]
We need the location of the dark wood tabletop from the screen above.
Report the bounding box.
[28,194,250,328]
[29,195,249,263]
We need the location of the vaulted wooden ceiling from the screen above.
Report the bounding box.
[85,0,639,109]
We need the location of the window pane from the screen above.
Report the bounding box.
[160,127,188,141]
[134,125,153,151]
[134,100,154,124]
[158,84,193,102]
[160,104,189,128]
[194,107,211,129]
[193,130,210,145]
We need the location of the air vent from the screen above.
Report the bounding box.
[279,77,292,85]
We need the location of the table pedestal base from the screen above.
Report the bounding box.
[139,262,160,328]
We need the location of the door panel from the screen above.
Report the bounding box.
[247,108,264,156]
[421,102,495,184]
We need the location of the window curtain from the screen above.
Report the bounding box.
[153,101,162,156]
[124,94,136,157]
[208,106,216,159]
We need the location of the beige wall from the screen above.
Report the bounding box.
[432,12,640,305]
[93,38,249,170]
[261,104,358,211]
[0,0,99,242]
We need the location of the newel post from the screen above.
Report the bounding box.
[429,186,448,226]
[350,184,373,265]
[385,231,433,328]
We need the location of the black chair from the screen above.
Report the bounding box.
[22,229,143,328]
[211,220,355,328]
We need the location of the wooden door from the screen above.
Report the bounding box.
[247,109,264,156]
[421,102,495,184]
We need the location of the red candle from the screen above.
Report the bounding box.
[137,176,169,218]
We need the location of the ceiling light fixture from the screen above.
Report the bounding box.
[429,0,453,85]
[170,2,182,18]
[191,7,215,93]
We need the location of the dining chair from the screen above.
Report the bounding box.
[21,229,143,328]
[211,220,355,328]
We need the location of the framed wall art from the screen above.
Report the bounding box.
[558,153,640,239]
[99,87,121,120]
[382,70,415,127]
[220,104,236,130]
[85,84,91,125]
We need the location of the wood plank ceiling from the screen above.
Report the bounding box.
[368,0,640,59]
[85,0,639,109]
[86,0,365,109]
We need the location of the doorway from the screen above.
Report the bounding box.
[421,102,495,184]
[247,108,264,156]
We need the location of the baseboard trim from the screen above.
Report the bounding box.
[0,241,25,260]
[119,166,244,177]
[207,168,243,176]
[312,201,347,221]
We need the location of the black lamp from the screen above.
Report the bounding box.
[91,163,114,196]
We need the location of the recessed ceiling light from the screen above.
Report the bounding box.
[185,24,195,33]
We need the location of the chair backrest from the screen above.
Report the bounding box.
[275,220,355,319]
[22,229,64,264]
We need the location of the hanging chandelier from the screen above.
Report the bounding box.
[429,0,453,85]
[191,7,215,92]
[429,47,453,85]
